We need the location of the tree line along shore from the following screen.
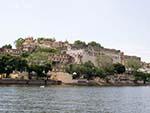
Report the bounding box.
[0,37,150,86]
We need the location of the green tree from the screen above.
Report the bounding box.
[83,61,94,69]
[66,64,83,79]
[1,55,16,77]
[15,38,25,49]
[125,59,141,71]
[37,37,56,43]
[2,44,12,49]
[74,40,86,48]
[82,61,95,80]
[0,55,5,74]
[26,50,52,79]
[134,71,150,84]
[27,51,51,66]
[104,64,115,75]
[27,63,52,79]
[14,57,28,72]
[21,52,30,58]
[95,67,105,78]
[87,41,102,48]
[66,61,106,80]
[113,63,126,74]
[0,55,28,78]
[43,63,52,79]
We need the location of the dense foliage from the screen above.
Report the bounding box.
[113,63,126,74]
[73,40,103,49]
[66,61,103,79]
[37,37,56,43]
[87,41,102,48]
[0,54,52,79]
[15,38,25,49]
[0,54,27,77]
[66,61,127,80]
[134,71,150,84]
[125,59,141,72]
[2,44,12,49]
[74,40,87,48]
[27,63,52,79]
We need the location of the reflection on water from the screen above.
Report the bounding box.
[0,86,150,113]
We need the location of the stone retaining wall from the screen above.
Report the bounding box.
[0,79,62,85]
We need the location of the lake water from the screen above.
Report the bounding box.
[0,86,150,113]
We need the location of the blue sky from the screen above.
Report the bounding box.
[0,0,149,62]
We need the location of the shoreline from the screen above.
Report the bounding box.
[63,82,150,87]
[0,79,62,85]
[0,79,148,87]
